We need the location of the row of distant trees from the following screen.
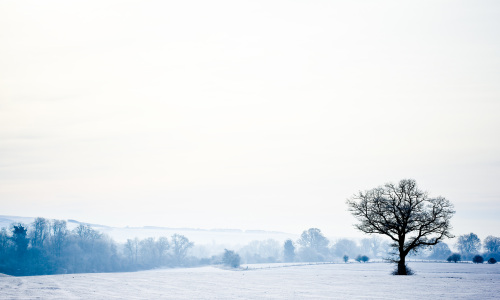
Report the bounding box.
[0,220,389,275]
[218,228,386,268]
[2,217,497,275]
[238,230,500,265]
[1,220,372,275]
[427,233,500,262]
[280,228,389,263]
[122,234,195,269]
[232,228,391,265]
[1,218,119,275]
[0,218,198,276]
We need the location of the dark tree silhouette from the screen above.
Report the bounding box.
[9,224,29,275]
[472,255,484,264]
[355,255,369,262]
[447,253,461,263]
[11,224,29,256]
[347,179,455,275]
[283,239,295,262]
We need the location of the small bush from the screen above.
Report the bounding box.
[487,257,497,264]
[472,255,484,264]
[355,255,369,263]
[447,253,461,263]
[343,255,349,263]
[222,249,241,268]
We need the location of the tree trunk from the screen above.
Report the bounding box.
[397,254,407,275]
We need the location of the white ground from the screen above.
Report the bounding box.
[1,262,498,299]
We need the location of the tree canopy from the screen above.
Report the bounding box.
[347,179,455,275]
[456,233,481,258]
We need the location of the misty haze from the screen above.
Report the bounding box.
[1,0,499,299]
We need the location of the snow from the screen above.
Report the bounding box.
[1,262,498,299]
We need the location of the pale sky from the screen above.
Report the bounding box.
[1,0,499,240]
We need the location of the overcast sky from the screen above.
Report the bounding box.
[1,0,499,239]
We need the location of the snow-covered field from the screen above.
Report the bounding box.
[1,262,498,299]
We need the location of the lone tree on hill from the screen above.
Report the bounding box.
[347,179,455,275]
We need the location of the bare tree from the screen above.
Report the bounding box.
[427,242,452,260]
[74,224,102,253]
[347,179,455,275]
[483,236,500,253]
[125,238,140,264]
[50,220,68,257]
[332,238,358,258]
[298,228,329,253]
[30,217,49,249]
[240,239,281,264]
[456,233,481,259]
[156,237,169,265]
[171,234,193,265]
[140,237,158,267]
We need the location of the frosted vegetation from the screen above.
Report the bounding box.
[0,217,498,276]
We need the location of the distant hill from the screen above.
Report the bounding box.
[0,215,107,231]
[67,219,110,228]
[0,215,298,246]
[0,215,36,229]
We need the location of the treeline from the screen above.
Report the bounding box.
[0,218,199,276]
[237,228,391,264]
[234,229,500,265]
[427,233,500,262]
[8,219,496,276]
[0,222,392,275]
